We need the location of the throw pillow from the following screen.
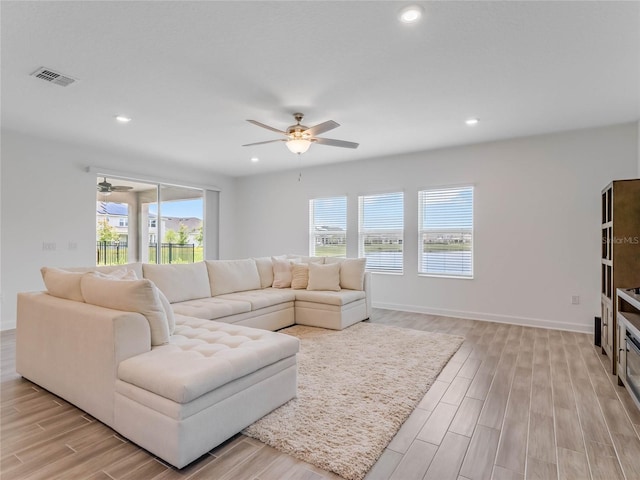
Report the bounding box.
[93,269,139,280]
[291,263,309,289]
[300,256,325,264]
[41,267,85,302]
[156,287,176,335]
[253,256,274,288]
[340,258,367,290]
[80,273,170,346]
[324,257,345,265]
[307,262,341,292]
[272,257,294,288]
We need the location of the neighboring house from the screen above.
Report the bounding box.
[96,202,129,243]
[96,202,201,245]
[162,217,202,245]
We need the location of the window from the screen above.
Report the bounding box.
[96,177,204,265]
[418,186,473,277]
[358,192,404,273]
[309,197,347,257]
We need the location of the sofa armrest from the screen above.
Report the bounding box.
[16,292,151,427]
[363,272,372,318]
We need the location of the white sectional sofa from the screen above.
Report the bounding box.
[16,255,370,468]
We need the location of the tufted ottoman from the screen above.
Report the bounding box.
[113,316,299,468]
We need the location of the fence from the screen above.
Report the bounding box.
[96,242,129,265]
[97,242,195,265]
[148,243,195,264]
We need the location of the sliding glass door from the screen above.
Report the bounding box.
[96,177,204,265]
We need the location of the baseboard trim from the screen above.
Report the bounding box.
[372,302,593,334]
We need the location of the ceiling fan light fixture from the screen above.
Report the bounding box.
[398,5,424,24]
[286,139,312,154]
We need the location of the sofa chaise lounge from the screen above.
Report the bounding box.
[16,255,370,468]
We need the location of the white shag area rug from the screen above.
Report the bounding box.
[243,322,464,480]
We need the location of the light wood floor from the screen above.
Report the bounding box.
[2,309,640,480]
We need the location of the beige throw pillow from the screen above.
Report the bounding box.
[156,288,176,334]
[80,273,170,346]
[307,262,341,292]
[253,257,274,288]
[40,267,137,302]
[291,263,309,289]
[340,258,367,290]
[41,267,85,302]
[272,257,294,288]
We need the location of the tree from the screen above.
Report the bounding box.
[97,219,119,242]
[195,225,203,246]
[164,229,178,244]
[177,223,190,245]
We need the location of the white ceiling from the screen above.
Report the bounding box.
[2,1,639,177]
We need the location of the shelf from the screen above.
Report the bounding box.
[618,311,640,339]
[618,288,640,311]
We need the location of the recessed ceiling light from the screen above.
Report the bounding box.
[465,118,479,126]
[398,5,424,24]
[251,157,259,163]
[115,115,132,123]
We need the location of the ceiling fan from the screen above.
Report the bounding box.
[97,177,133,195]
[243,113,359,154]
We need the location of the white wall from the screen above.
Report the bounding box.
[0,129,237,330]
[234,123,639,333]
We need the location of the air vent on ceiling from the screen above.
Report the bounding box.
[30,67,77,87]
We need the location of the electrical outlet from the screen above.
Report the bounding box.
[571,295,580,305]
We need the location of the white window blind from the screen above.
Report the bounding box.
[358,192,404,273]
[309,197,347,257]
[418,186,473,277]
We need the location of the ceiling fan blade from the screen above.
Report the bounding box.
[304,120,339,136]
[242,139,287,147]
[111,186,134,192]
[313,137,359,149]
[247,120,287,135]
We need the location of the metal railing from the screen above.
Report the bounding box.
[96,241,128,265]
[148,243,195,264]
[97,242,195,265]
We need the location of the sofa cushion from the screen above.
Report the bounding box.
[171,298,252,320]
[290,263,309,290]
[143,263,211,304]
[307,262,341,292]
[206,259,261,297]
[41,267,86,302]
[216,289,296,310]
[294,289,366,306]
[117,319,300,403]
[80,273,170,346]
[339,258,367,291]
[253,257,274,288]
[272,257,294,288]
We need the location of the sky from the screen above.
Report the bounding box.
[148,199,203,219]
